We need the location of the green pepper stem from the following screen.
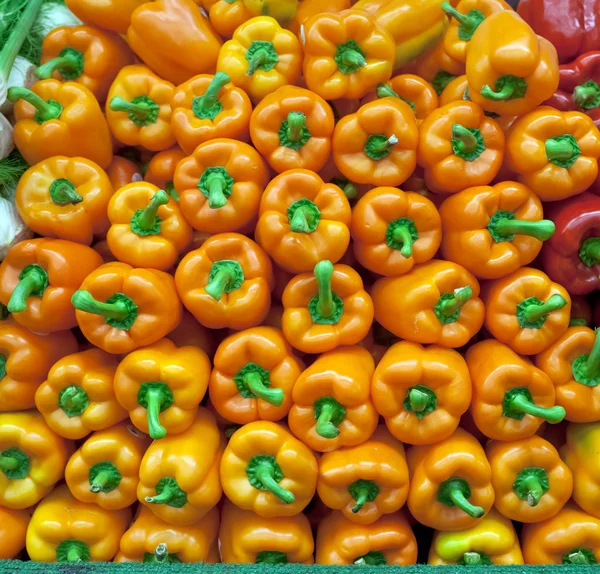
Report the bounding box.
[110,96,155,121]
[193,72,230,117]
[145,483,176,505]
[315,401,341,439]
[452,124,477,155]
[247,49,269,75]
[582,240,600,265]
[570,318,588,327]
[205,267,235,301]
[522,294,567,323]
[507,393,566,424]
[441,2,482,35]
[520,473,544,507]
[0,455,19,471]
[6,86,60,121]
[67,547,84,563]
[255,462,295,504]
[286,111,306,143]
[376,83,399,99]
[545,138,577,162]
[351,483,375,513]
[314,260,335,320]
[492,217,555,241]
[145,386,168,440]
[7,266,47,313]
[342,182,358,200]
[135,190,169,232]
[391,224,415,258]
[340,48,366,69]
[437,286,472,318]
[289,206,315,233]
[448,485,485,518]
[565,551,593,565]
[573,84,600,108]
[50,179,83,206]
[205,171,228,209]
[90,471,110,494]
[36,54,79,80]
[372,134,398,154]
[463,553,485,565]
[580,329,600,379]
[61,386,88,412]
[409,388,430,414]
[245,372,284,406]
[71,291,130,321]
[480,83,514,100]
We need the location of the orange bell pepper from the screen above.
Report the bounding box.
[440,182,555,279]
[106,182,192,271]
[36,25,134,102]
[107,156,143,191]
[114,338,211,439]
[138,408,224,526]
[486,435,572,523]
[407,428,494,531]
[127,0,223,85]
[439,74,469,105]
[116,506,219,563]
[174,138,269,234]
[209,326,303,424]
[175,233,273,330]
[372,341,472,445]
[317,426,410,524]
[351,186,442,276]
[406,43,465,95]
[465,10,559,116]
[107,65,176,152]
[144,148,186,202]
[506,107,600,202]
[467,339,566,440]
[72,262,182,354]
[65,0,148,34]
[482,267,571,355]
[441,0,511,64]
[26,484,130,563]
[255,169,352,273]
[0,322,77,413]
[315,510,417,565]
[332,98,418,186]
[536,327,600,422]
[220,420,318,517]
[0,412,74,509]
[417,101,504,194]
[302,10,395,100]
[217,16,302,103]
[15,156,114,245]
[0,507,29,559]
[0,238,103,333]
[65,421,151,510]
[250,86,335,173]
[35,349,128,440]
[372,259,484,348]
[8,80,113,169]
[288,0,350,34]
[522,504,600,564]
[220,499,314,564]
[171,73,252,155]
[281,261,373,354]
[288,346,378,452]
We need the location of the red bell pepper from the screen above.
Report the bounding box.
[517,0,600,64]
[541,192,600,295]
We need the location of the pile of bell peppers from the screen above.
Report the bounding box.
[1,0,600,566]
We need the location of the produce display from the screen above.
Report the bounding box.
[2,0,600,567]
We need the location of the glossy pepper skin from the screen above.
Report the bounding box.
[302,10,394,101]
[36,349,126,441]
[15,156,113,245]
[65,0,147,34]
[174,138,269,234]
[72,262,182,355]
[282,261,373,354]
[407,428,494,531]
[541,193,600,294]
[288,0,350,34]
[517,0,600,64]
[127,0,222,86]
[563,422,600,519]
[372,259,484,348]
[138,408,224,526]
[288,346,378,452]
[0,507,29,559]
[404,42,464,95]
[537,328,600,422]
[116,506,220,563]
[487,435,572,523]
[26,484,131,563]
[351,186,442,277]
[439,74,470,105]
[467,340,566,441]
[108,156,143,191]
[166,310,216,358]
[114,338,211,440]
[107,182,192,271]
[220,420,318,517]
[333,98,418,187]
[217,16,302,103]
[417,101,504,194]
[522,504,600,564]
[440,182,554,280]
[483,267,571,355]
[106,65,176,152]
[316,510,417,565]
[220,499,314,564]
[428,509,524,565]
[9,80,113,169]
[250,86,335,173]
[506,107,600,202]
[0,412,73,509]
[65,421,151,510]
[372,341,472,445]
[175,233,273,330]
[210,326,303,424]
[465,11,559,116]
[317,426,409,524]
[172,73,252,155]
[0,238,103,334]
[255,169,352,273]
[144,148,186,202]
[37,25,134,102]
